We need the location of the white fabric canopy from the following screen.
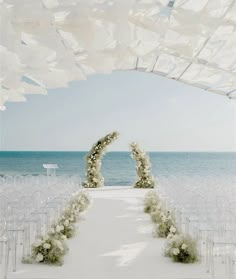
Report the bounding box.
[0,0,236,110]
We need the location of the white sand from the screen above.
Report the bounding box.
[7,187,227,279]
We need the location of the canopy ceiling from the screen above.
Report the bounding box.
[1,0,236,110]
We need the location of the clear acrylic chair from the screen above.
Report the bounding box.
[0,218,10,279]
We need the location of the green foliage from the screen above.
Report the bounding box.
[143,190,198,264]
[130,143,155,188]
[31,236,67,265]
[164,234,198,263]
[150,207,162,223]
[144,190,159,213]
[153,214,177,238]
[29,191,91,265]
[83,131,119,188]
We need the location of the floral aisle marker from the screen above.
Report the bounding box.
[153,213,177,238]
[82,131,119,188]
[144,190,159,213]
[24,191,91,265]
[143,191,177,237]
[50,191,90,239]
[164,234,198,263]
[31,235,67,266]
[130,142,155,188]
[143,190,198,263]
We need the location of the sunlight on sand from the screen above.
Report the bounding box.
[137,224,153,234]
[101,242,147,267]
[116,214,135,218]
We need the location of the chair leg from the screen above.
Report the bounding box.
[0,242,3,264]
[206,238,210,272]
[4,241,9,279]
[210,242,215,279]
[12,233,17,272]
[26,227,30,256]
[22,228,26,258]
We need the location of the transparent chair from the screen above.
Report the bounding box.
[0,218,9,279]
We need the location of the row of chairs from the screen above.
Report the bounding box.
[0,174,81,279]
[156,175,236,279]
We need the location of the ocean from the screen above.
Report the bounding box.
[0,152,235,186]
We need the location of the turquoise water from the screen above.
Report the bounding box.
[0,152,235,186]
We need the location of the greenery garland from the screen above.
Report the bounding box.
[144,191,198,263]
[23,191,91,265]
[130,142,155,188]
[82,131,119,188]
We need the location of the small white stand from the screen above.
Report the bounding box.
[43,164,58,185]
[43,164,58,176]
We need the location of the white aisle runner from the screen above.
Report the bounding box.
[9,187,214,279]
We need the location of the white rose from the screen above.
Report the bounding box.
[56,225,61,233]
[34,241,42,248]
[170,226,176,233]
[35,253,44,262]
[181,243,187,250]
[43,243,51,249]
[56,240,64,251]
[64,220,69,226]
[161,216,167,222]
[172,248,180,256]
[61,235,67,240]
[69,216,74,222]
[43,235,49,241]
[167,233,174,240]
[49,228,55,234]
[172,235,180,243]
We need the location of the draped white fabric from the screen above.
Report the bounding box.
[0,0,236,110]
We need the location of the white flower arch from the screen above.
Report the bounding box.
[82,131,119,188]
[130,142,155,188]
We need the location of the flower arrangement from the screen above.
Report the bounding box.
[50,191,91,239]
[27,191,91,265]
[72,191,90,212]
[144,190,159,213]
[144,191,177,238]
[150,205,162,223]
[130,142,155,188]
[164,234,198,263]
[143,190,198,263]
[50,219,76,240]
[144,192,178,238]
[153,213,177,238]
[83,131,119,188]
[31,235,67,265]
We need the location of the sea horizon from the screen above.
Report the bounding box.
[0,150,235,153]
[1,151,235,186]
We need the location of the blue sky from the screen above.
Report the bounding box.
[0,70,235,151]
